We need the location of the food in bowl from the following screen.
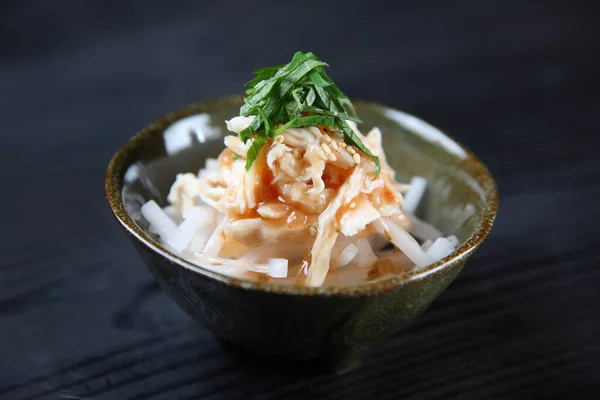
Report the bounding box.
[140,52,461,287]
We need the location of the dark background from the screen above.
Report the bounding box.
[1,0,599,398]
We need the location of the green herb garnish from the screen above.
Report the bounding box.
[239,51,380,173]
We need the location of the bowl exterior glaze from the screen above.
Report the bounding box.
[133,238,465,371]
[106,96,497,372]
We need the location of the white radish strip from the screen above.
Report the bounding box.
[426,237,455,261]
[409,213,443,242]
[198,169,220,180]
[189,253,248,277]
[421,239,433,251]
[389,251,415,270]
[124,163,140,183]
[369,233,390,253]
[248,264,269,273]
[373,218,434,268]
[163,114,217,154]
[396,183,411,193]
[330,235,353,268]
[189,230,212,252]
[167,218,201,252]
[163,205,183,224]
[448,203,476,234]
[202,217,228,256]
[447,235,460,248]
[402,176,427,214]
[338,244,359,267]
[167,206,215,252]
[268,258,288,278]
[182,206,215,221]
[185,208,218,252]
[141,200,178,240]
[198,157,219,180]
[205,158,218,171]
[355,238,378,268]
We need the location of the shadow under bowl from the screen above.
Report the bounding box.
[105,96,498,373]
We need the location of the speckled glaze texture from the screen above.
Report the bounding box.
[106,96,498,372]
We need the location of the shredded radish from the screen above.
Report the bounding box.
[190,253,249,277]
[268,258,288,278]
[141,200,178,240]
[124,163,140,183]
[372,218,433,268]
[338,243,359,267]
[403,176,427,214]
[198,158,220,180]
[163,205,184,224]
[426,237,455,261]
[182,206,215,221]
[447,235,460,248]
[163,114,219,154]
[189,231,212,252]
[202,217,229,256]
[409,213,443,242]
[167,218,201,252]
[388,251,415,270]
[248,264,269,273]
[355,239,378,268]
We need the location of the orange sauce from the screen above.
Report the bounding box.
[236,139,287,220]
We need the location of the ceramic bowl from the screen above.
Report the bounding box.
[105,95,497,372]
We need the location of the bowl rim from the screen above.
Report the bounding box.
[105,95,498,296]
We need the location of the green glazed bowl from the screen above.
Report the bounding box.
[105,95,497,372]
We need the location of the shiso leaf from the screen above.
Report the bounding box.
[238,51,380,173]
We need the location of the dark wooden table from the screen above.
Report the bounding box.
[2,1,599,398]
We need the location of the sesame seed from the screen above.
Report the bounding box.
[323,134,332,143]
[353,153,361,164]
[317,149,328,160]
[274,135,284,145]
[308,225,318,237]
[329,153,337,162]
[339,142,347,148]
[333,221,341,233]
[320,143,332,154]
[292,149,301,158]
[349,202,356,209]
[330,141,339,151]
[347,146,356,155]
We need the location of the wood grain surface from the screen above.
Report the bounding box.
[1,0,599,398]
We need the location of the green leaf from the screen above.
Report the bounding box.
[245,136,268,171]
[277,59,327,99]
[306,87,316,106]
[308,69,330,87]
[240,115,261,142]
[285,101,301,120]
[238,51,379,172]
[245,65,283,90]
[274,115,336,134]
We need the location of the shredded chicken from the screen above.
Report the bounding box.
[181,116,416,286]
